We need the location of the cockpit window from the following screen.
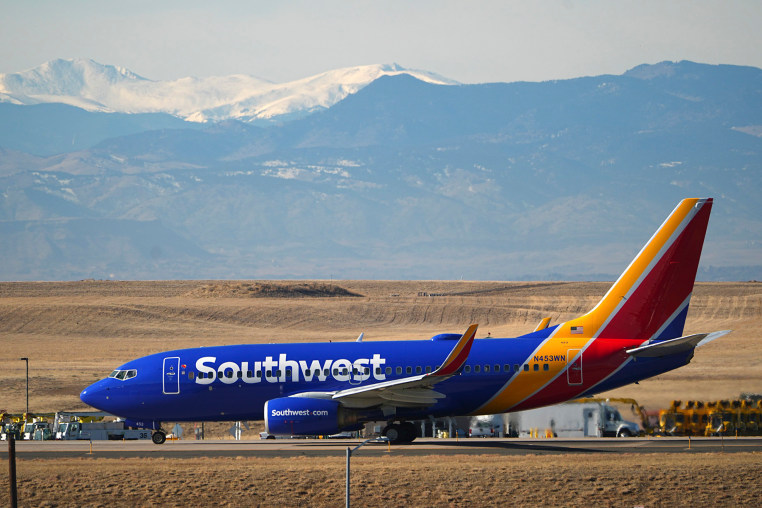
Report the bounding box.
[110,369,138,381]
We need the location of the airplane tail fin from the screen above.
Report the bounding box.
[559,198,713,341]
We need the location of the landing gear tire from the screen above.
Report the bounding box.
[152,430,167,445]
[382,422,417,444]
[400,421,417,443]
[617,429,632,438]
[382,424,402,443]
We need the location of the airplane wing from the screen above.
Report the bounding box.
[291,324,478,410]
[625,330,731,358]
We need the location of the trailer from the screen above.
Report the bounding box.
[56,420,152,440]
[503,400,641,438]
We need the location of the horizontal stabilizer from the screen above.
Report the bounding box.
[626,330,731,358]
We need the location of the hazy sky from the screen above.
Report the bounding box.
[2,0,760,83]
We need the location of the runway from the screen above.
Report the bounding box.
[7,436,762,459]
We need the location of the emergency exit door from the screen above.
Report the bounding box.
[163,357,180,394]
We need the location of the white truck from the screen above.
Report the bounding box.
[56,420,152,440]
[469,414,504,437]
[502,401,641,438]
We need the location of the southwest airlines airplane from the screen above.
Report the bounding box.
[81,198,728,444]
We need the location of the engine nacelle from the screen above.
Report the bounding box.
[265,397,359,436]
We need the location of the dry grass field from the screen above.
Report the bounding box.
[2,280,761,506]
[4,453,762,507]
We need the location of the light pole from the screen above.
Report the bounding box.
[19,358,28,415]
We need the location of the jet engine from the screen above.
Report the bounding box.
[264,397,361,436]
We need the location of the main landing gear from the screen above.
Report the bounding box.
[151,430,167,445]
[382,421,417,444]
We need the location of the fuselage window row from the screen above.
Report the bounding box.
[195,361,554,381]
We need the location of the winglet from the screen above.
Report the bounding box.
[533,317,552,332]
[430,324,478,377]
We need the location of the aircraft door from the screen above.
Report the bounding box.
[163,356,180,394]
[566,349,583,385]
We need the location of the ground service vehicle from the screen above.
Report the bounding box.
[23,420,53,440]
[659,401,687,436]
[504,400,640,438]
[469,414,503,437]
[56,420,151,440]
[80,199,730,444]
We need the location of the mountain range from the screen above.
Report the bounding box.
[0,59,760,281]
[0,59,455,124]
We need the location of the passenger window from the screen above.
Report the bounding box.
[484,365,490,373]
[533,364,539,371]
[324,368,329,376]
[543,364,549,371]
[425,366,432,373]
[494,364,500,372]
[475,365,481,373]
[396,366,402,375]
[386,367,392,375]
[406,366,412,374]
[376,368,381,375]
[218,371,224,378]
[364,367,370,375]
[416,366,422,374]
[246,370,252,377]
[514,364,520,372]
[523,364,529,372]
[227,371,234,378]
[504,364,511,372]
[189,372,195,380]
[237,371,243,378]
[276,370,282,377]
[464,365,471,373]
[266,370,272,377]
[333,369,339,375]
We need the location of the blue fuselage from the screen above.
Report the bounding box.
[81,333,691,424]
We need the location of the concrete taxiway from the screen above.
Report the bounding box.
[6,437,762,459]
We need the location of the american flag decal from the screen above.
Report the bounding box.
[571,326,583,334]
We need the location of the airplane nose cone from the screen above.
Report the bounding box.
[80,379,111,411]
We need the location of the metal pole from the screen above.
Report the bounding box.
[8,433,18,508]
[20,358,29,415]
[344,437,388,508]
[345,447,351,508]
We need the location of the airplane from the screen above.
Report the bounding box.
[80,197,729,444]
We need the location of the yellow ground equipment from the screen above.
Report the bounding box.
[659,400,687,436]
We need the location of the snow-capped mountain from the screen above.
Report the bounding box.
[0,58,457,123]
